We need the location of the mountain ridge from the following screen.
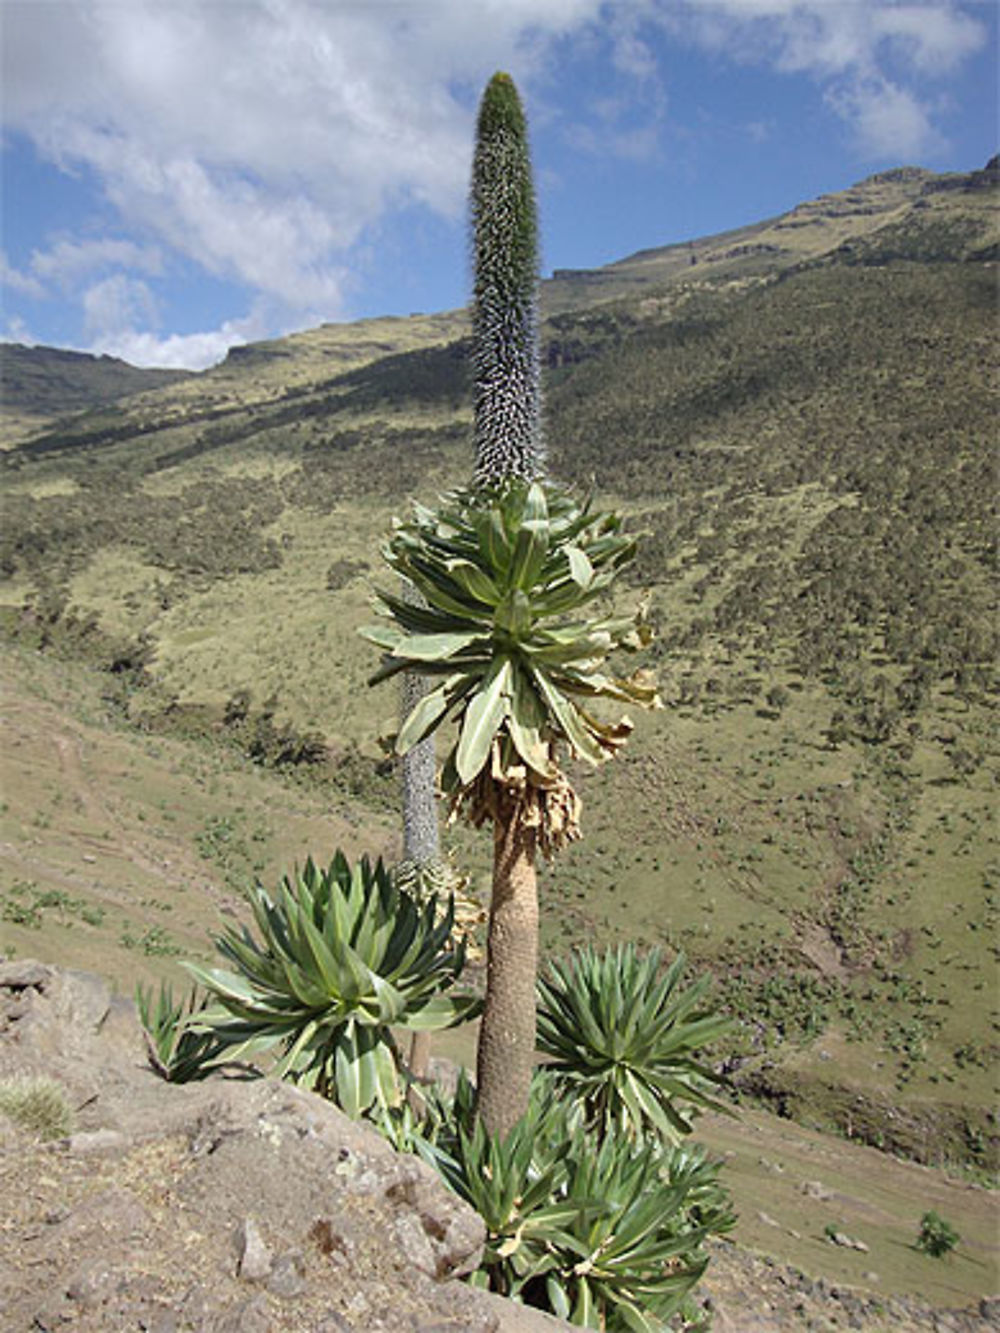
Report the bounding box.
[0,344,192,448]
[2,154,996,440]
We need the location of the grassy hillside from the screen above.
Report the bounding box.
[3,643,996,1312]
[1,162,997,1186]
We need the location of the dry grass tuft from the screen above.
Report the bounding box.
[0,1074,74,1141]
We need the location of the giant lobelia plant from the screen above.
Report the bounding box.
[363,72,658,1136]
[536,944,734,1145]
[184,852,479,1118]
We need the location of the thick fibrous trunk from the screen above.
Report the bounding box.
[475,804,539,1139]
[400,582,439,1094]
[400,675,439,869]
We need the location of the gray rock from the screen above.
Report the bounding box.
[53,1185,150,1240]
[30,1301,75,1330]
[345,1290,373,1323]
[210,1291,273,1333]
[477,1290,588,1330]
[145,1313,179,1333]
[0,961,569,1333]
[266,1249,308,1298]
[384,1159,486,1279]
[65,1257,123,1308]
[395,1211,440,1276]
[236,1216,274,1282]
[0,959,53,990]
[826,1230,869,1252]
[66,1127,128,1156]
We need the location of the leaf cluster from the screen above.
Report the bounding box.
[363,481,658,814]
[135,980,227,1083]
[916,1209,960,1258]
[537,945,734,1143]
[183,852,480,1116]
[429,1073,734,1331]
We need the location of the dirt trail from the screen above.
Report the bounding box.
[1,696,208,900]
[51,727,187,887]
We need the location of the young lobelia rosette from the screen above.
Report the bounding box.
[183,852,480,1118]
[536,944,735,1145]
[361,479,660,852]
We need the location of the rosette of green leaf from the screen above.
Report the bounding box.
[544,1133,725,1330]
[431,1073,587,1299]
[184,852,480,1118]
[660,1141,735,1238]
[362,481,657,830]
[135,980,227,1082]
[371,1081,455,1158]
[430,1074,731,1329]
[536,945,734,1144]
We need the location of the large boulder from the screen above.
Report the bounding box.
[0,960,571,1332]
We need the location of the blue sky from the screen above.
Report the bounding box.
[2,1,996,369]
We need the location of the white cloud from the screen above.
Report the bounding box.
[827,76,942,159]
[565,117,665,163]
[82,274,160,342]
[29,237,164,288]
[873,4,985,74]
[556,6,669,164]
[2,0,608,328]
[80,290,273,370]
[1,251,46,299]
[657,0,987,157]
[1,0,987,367]
[2,313,39,347]
[91,317,257,372]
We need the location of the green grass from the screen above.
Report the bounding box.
[700,1103,997,1308]
[0,642,400,992]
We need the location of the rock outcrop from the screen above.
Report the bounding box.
[2,961,993,1332]
[0,959,569,1332]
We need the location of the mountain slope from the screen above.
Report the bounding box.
[0,159,997,1182]
[3,157,995,451]
[543,158,998,311]
[0,344,192,448]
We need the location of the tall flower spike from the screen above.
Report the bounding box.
[470,72,543,486]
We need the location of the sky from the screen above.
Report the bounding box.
[2,1,996,371]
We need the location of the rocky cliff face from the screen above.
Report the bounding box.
[0,960,569,1333]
